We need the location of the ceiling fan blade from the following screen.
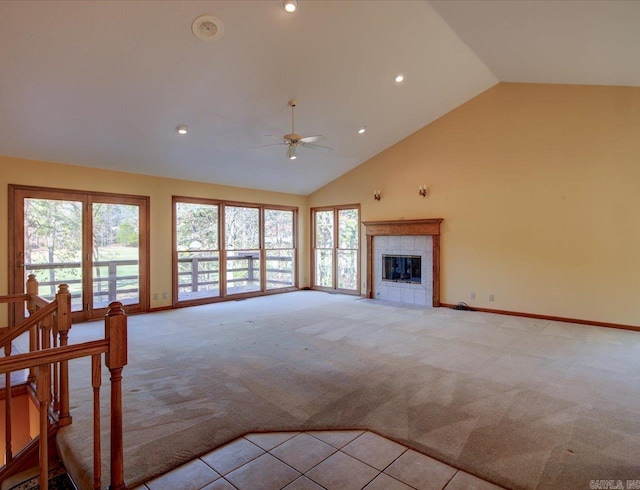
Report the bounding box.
[251,142,286,149]
[299,135,326,143]
[300,142,332,151]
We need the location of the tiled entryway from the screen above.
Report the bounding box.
[139,431,503,490]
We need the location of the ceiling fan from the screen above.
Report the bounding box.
[256,99,332,160]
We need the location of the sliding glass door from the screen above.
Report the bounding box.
[22,197,84,312]
[10,186,149,323]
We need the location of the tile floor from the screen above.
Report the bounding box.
[138,431,504,490]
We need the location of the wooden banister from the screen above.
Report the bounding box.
[92,354,102,490]
[56,284,72,427]
[0,294,28,304]
[105,302,127,490]
[1,279,128,490]
[0,341,110,373]
[37,362,50,490]
[0,301,57,348]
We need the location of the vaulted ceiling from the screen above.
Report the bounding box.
[1,1,638,195]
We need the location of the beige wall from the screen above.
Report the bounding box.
[0,392,33,463]
[0,157,309,322]
[309,83,640,326]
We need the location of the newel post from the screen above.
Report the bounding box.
[26,274,38,383]
[56,284,72,426]
[26,274,38,314]
[105,302,127,490]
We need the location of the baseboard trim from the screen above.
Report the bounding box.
[149,306,173,313]
[440,303,640,333]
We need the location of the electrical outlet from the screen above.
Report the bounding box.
[470,292,475,300]
[162,292,168,300]
[489,294,494,302]
[153,293,158,301]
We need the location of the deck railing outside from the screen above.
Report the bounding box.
[177,253,295,300]
[26,254,295,307]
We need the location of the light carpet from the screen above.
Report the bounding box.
[49,291,640,489]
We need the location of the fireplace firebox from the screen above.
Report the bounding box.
[382,255,421,284]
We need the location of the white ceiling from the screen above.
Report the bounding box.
[430,0,640,87]
[0,1,638,195]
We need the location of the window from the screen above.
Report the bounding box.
[265,209,295,290]
[311,205,360,293]
[225,205,261,295]
[175,201,220,302]
[173,197,297,305]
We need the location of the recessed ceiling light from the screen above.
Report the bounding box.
[176,125,188,135]
[358,127,366,134]
[283,0,298,13]
[394,73,404,83]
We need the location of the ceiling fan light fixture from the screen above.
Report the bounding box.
[287,144,297,160]
[176,125,188,135]
[283,0,298,13]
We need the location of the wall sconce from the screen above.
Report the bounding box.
[418,185,428,197]
[374,189,381,201]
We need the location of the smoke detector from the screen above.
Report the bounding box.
[192,15,224,41]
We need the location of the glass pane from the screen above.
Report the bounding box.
[177,251,220,301]
[225,206,259,250]
[24,198,83,311]
[265,209,293,249]
[315,249,333,288]
[266,249,294,289]
[175,202,220,302]
[92,203,140,308]
[176,202,219,251]
[338,208,359,249]
[227,250,260,294]
[315,211,334,248]
[337,250,358,290]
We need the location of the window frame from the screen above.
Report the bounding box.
[173,197,222,304]
[172,196,298,307]
[9,184,150,324]
[310,204,361,295]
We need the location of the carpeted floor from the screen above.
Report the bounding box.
[48,291,640,489]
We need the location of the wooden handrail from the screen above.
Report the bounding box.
[0,340,109,373]
[0,294,28,304]
[0,300,57,348]
[30,295,50,309]
[1,277,127,490]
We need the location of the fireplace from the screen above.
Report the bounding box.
[383,255,421,284]
[363,219,443,307]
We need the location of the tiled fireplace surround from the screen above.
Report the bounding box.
[363,219,443,308]
[373,235,433,306]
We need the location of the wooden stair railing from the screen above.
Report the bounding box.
[0,275,127,490]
